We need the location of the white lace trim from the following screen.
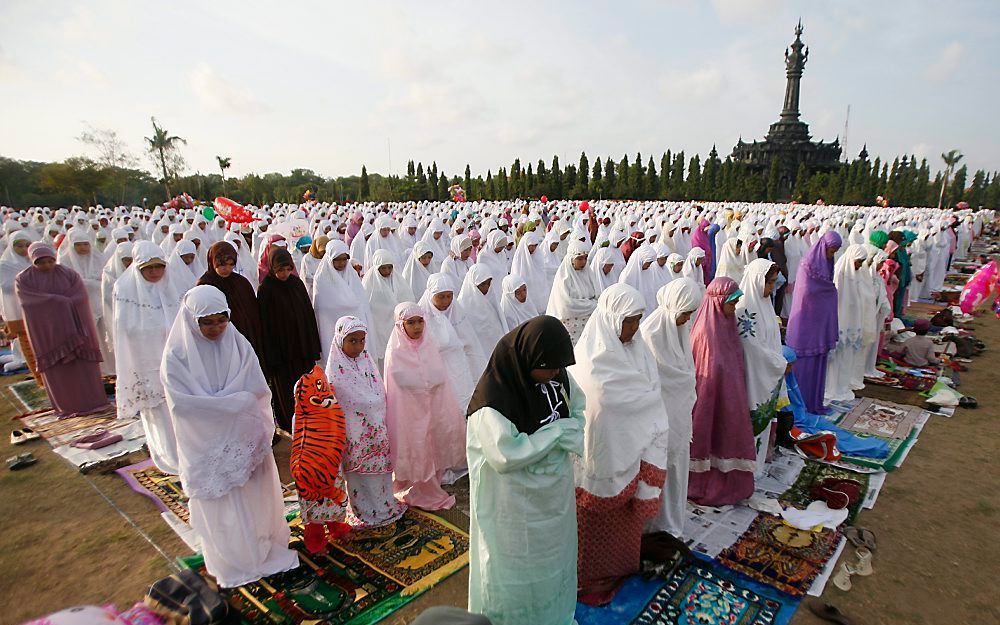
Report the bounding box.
[689,456,757,474]
[185,434,270,500]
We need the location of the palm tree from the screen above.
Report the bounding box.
[216,156,232,196]
[938,149,963,209]
[144,117,186,198]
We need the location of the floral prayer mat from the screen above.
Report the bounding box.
[838,398,922,440]
[717,515,842,597]
[779,461,870,525]
[574,558,799,625]
[179,510,469,625]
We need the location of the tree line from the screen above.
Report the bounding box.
[1,120,996,209]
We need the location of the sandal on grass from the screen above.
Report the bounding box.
[808,600,856,625]
[6,452,37,470]
[844,526,877,551]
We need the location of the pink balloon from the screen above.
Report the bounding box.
[959,261,998,314]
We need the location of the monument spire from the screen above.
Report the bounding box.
[781,19,809,122]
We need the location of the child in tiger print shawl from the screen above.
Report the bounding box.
[291,365,352,553]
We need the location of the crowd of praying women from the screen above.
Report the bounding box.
[0,198,991,625]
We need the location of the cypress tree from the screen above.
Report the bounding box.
[464,164,472,197]
[578,152,589,197]
[551,155,563,198]
[604,157,615,198]
[766,160,780,201]
[686,154,702,200]
[660,152,671,198]
[792,162,809,201]
[360,165,370,199]
[670,151,685,199]
[646,156,658,200]
[592,158,603,196]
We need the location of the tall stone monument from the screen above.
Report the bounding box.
[731,21,842,197]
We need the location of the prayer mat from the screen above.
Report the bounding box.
[779,461,870,525]
[717,515,842,597]
[836,427,919,472]
[574,558,799,625]
[838,398,922,440]
[118,459,190,521]
[178,509,469,625]
[118,459,301,525]
[8,378,51,413]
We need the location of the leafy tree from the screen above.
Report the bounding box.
[216,156,231,195]
[144,117,186,198]
[766,159,780,201]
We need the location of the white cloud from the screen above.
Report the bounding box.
[0,44,22,81]
[925,42,964,82]
[54,59,109,88]
[189,63,268,115]
[712,0,787,23]
[661,67,724,102]
[911,143,932,161]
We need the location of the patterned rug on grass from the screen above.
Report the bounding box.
[574,557,799,625]
[779,461,870,525]
[178,509,469,625]
[838,398,922,440]
[717,515,841,597]
[9,378,51,413]
[117,459,300,524]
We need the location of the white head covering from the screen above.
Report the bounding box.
[617,245,659,313]
[166,239,199,294]
[0,230,34,320]
[312,239,371,363]
[100,241,135,340]
[545,239,599,319]
[418,272,481,407]
[640,278,702,451]
[324,315,392,473]
[160,284,274,499]
[499,273,540,329]
[590,245,625,293]
[735,258,787,411]
[714,237,746,284]
[509,231,548,311]
[681,247,706,288]
[400,240,434,301]
[60,228,106,320]
[361,248,415,360]
[440,235,473,285]
[457,263,509,356]
[113,241,183,419]
[569,283,668,497]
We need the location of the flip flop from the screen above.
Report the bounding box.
[808,600,855,625]
[844,527,877,551]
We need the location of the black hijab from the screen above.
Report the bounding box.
[467,315,576,434]
[198,241,264,357]
[256,248,321,372]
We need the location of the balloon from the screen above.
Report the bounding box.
[213,197,255,224]
[202,207,216,221]
[579,200,590,212]
[540,195,548,203]
[959,260,998,314]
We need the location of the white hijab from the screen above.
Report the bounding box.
[60,228,106,319]
[617,245,659,313]
[735,258,787,410]
[440,235,473,285]
[312,239,371,364]
[166,240,199,295]
[418,272,486,393]
[457,263,509,357]
[509,231,548,312]
[100,241,135,343]
[590,245,625,293]
[640,278,702,452]
[361,248,414,360]
[834,243,877,345]
[0,230,34,320]
[160,285,274,499]
[400,240,434,301]
[569,283,668,497]
[545,239,599,319]
[499,273,540,329]
[113,241,183,418]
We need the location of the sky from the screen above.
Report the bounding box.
[2,0,998,181]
